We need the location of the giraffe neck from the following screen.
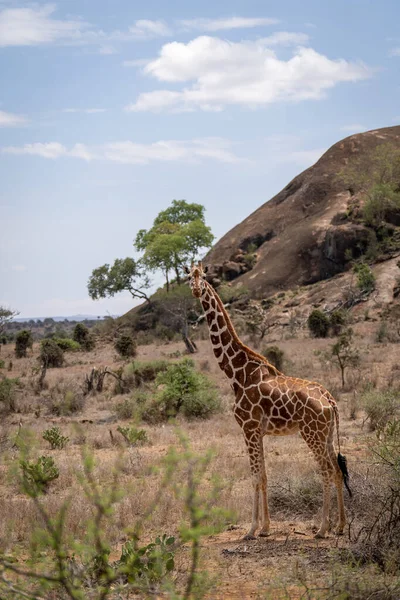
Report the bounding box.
[200,282,279,381]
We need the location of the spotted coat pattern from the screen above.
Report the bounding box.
[188,263,347,539]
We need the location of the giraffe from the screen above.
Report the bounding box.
[185,262,351,540]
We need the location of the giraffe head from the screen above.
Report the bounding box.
[184,262,209,298]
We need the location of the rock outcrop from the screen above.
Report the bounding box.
[205,126,400,298]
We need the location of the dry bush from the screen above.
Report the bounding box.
[269,468,323,518]
[46,377,85,416]
[361,388,399,431]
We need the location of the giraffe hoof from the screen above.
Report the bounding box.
[258,531,270,538]
[314,532,326,539]
[243,533,256,541]
[335,529,344,536]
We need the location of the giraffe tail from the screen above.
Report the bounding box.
[333,402,353,498]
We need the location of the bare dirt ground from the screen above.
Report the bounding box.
[0,323,399,598]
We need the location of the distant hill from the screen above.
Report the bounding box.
[205,125,400,298]
[15,315,113,323]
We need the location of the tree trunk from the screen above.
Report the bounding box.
[166,270,170,293]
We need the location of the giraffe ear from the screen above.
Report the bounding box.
[183,265,190,274]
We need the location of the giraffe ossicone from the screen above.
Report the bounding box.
[187,262,351,540]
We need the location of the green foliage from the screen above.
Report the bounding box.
[0,306,19,335]
[307,309,330,338]
[114,397,137,420]
[0,359,5,369]
[20,456,59,496]
[376,320,389,343]
[40,338,64,367]
[0,434,228,599]
[217,283,248,304]
[129,359,169,385]
[354,262,376,293]
[330,309,347,335]
[116,535,175,585]
[42,426,69,449]
[330,328,360,387]
[117,425,149,446]
[243,252,257,269]
[135,199,214,290]
[114,334,137,358]
[361,388,399,431]
[73,323,95,351]
[154,358,221,420]
[352,420,400,572]
[15,329,33,358]
[52,337,81,352]
[88,257,151,304]
[263,345,284,371]
[0,377,18,413]
[338,142,400,228]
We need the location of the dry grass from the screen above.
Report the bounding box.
[0,324,399,597]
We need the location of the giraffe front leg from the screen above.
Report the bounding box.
[315,475,331,539]
[243,474,260,540]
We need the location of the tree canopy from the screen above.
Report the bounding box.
[135,200,214,290]
[88,258,151,304]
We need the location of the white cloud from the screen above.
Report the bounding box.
[2,137,241,164]
[390,47,400,56]
[0,6,171,48]
[0,4,85,46]
[129,19,171,38]
[340,124,367,133]
[180,17,279,32]
[259,31,309,46]
[63,108,106,114]
[0,109,26,127]
[3,142,67,159]
[126,36,372,113]
[11,264,27,272]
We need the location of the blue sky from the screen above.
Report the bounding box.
[1,0,399,317]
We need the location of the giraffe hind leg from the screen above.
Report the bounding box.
[300,428,336,538]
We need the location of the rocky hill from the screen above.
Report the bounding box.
[205,126,400,299]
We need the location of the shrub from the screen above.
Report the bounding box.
[263,346,284,371]
[73,323,95,351]
[20,456,59,495]
[330,309,347,335]
[0,377,18,413]
[15,329,33,358]
[115,334,137,358]
[114,397,136,420]
[129,360,169,386]
[154,358,221,420]
[53,337,81,352]
[116,534,175,583]
[0,360,5,369]
[40,339,64,368]
[43,426,69,449]
[351,420,400,572]
[117,425,149,446]
[48,380,85,416]
[376,321,388,343]
[354,262,376,293]
[307,309,330,338]
[361,388,399,431]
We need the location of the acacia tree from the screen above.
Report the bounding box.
[0,306,19,336]
[135,200,214,291]
[88,257,151,305]
[330,328,360,387]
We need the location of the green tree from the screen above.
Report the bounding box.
[88,257,151,304]
[0,306,19,337]
[135,200,214,291]
[15,330,33,358]
[330,328,360,387]
[338,142,400,228]
[353,262,376,293]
